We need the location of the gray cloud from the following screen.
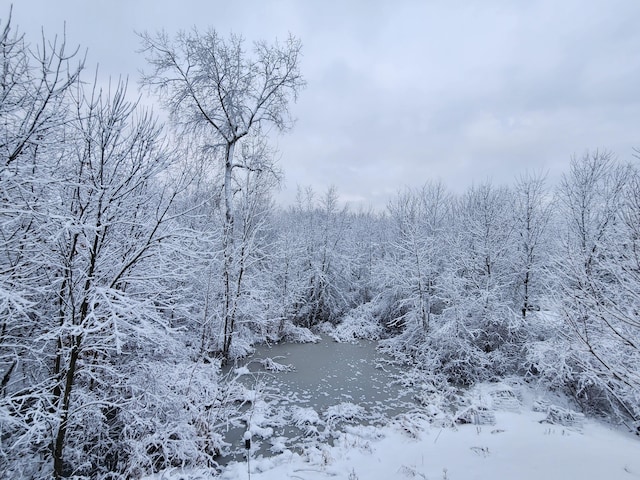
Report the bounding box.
[4,0,640,209]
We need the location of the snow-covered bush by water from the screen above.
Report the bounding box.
[328,304,383,343]
[324,402,367,427]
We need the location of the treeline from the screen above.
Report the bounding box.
[1,10,638,479]
[279,156,640,432]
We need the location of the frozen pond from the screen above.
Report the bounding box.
[244,335,411,413]
[220,335,415,460]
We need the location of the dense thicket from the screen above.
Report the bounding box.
[0,15,244,479]
[1,11,638,479]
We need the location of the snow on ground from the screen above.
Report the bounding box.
[145,381,640,480]
[142,323,639,480]
[216,397,640,480]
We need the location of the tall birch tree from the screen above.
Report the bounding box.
[139,28,304,359]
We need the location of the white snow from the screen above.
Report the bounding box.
[291,406,322,427]
[234,366,251,376]
[216,394,640,480]
[142,382,640,480]
[324,402,367,425]
[259,357,295,372]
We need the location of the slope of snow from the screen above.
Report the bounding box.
[218,401,639,480]
[143,382,640,480]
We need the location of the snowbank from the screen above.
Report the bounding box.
[144,383,640,480]
[217,390,639,480]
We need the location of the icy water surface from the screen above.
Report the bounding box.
[246,335,409,412]
[220,335,415,461]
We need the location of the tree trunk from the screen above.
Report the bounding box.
[222,141,236,360]
[53,335,82,479]
[522,268,530,318]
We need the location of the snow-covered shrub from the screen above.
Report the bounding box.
[423,316,494,386]
[391,410,432,438]
[116,360,242,478]
[379,312,496,388]
[259,357,294,372]
[525,304,640,423]
[378,320,427,360]
[324,402,367,427]
[314,321,336,336]
[484,384,521,412]
[454,405,496,426]
[290,406,323,435]
[537,403,585,429]
[414,395,454,427]
[330,304,383,343]
[451,385,495,425]
[525,336,575,388]
[278,320,321,343]
[226,326,256,359]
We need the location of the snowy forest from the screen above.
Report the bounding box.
[1,9,639,480]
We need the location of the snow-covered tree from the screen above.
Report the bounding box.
[289,186,353,326]
[0,10,83,393]
[382,183,452,340]
[449,184,517,340]
[552,151,639,421]
[0,31,237,472]
[423,182,520,384]
[512,172,554,318]
[140,28,304,359]
[0,14,85,477]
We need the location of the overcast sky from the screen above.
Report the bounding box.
[3,0,640,208]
